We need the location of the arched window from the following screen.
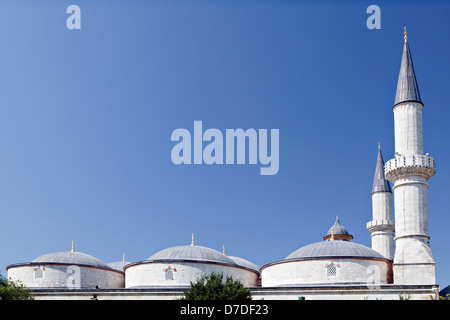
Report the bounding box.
[327,263,337,277]
[165,267,174,280]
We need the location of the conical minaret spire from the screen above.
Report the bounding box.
[372,143,391,194]
[394,27,422,107]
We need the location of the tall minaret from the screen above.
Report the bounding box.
[367,143,395,261]
[384,28,436,285]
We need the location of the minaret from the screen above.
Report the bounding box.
[367,143,395,261]
[384,28,436,285]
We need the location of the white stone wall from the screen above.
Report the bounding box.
[260,258,391,287]
[371,192,392,221]
[393,176,429,240]
[7,264,124,289]
[28,285,440,300]
[393,102,423,156]
[369,192,395,260]
[125,261,259,288]
[393,237,435,285]
[370,229,395,261]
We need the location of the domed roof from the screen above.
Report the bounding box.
[32,251,112,270]
[228,256,260,273]
[324,216,353,241]
[147,245,236,266]
[108,253,131,272]
[108,261,131,272]
[285,240,386,260]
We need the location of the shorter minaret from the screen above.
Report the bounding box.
[367,144,395,260]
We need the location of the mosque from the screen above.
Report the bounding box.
[5,30,441,300]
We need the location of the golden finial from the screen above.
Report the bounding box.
[330,228,335,241]
[404,26,408,42]
[378,142,380,150]
[191,233,195,246]
[223,245,226,255]
[123,252,126,262]
[71,240,75,252]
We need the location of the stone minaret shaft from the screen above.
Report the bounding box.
[384,28,436,285]
[367,144,394,261]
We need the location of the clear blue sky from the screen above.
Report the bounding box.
[1,0,449,288]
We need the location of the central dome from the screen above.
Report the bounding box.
[147,245,236,266]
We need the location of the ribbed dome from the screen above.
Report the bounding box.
[326,216,350,236]
[324,216,353,241]
[285,240,386,260]
[147,245,236,265]
[32,251,112,270]
[228,256,260,273]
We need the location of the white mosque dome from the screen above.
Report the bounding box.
[108,253,132,272]
[285,240,385,261]
[33,251,112,270]
[260,218,393,287]
[6,242,125,289]
[228,256,260,273]
[125,235,260,288]
[146,245,236,265]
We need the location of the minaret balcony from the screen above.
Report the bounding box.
[384,154,436,182]
[367,219,395,233]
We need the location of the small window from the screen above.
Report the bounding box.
[165,268,174,280]
[35,267,44,279]
[327,263,337,277]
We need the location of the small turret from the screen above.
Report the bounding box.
[324,216,353,241]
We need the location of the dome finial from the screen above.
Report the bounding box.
[191,233,195,246]
[330,228,335,241]
[223,245,226,255]
[404,26,408,42]
[71,240,75,252]
[123,252,126,262]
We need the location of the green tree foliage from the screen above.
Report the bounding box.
[0,273,34,300]
[181,272,252,300]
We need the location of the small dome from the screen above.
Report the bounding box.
[108,253,131,272]
[32,251,112,270]
[324,216,353,241]
[285,240,386,261]
[228,256,260,273]
[147,245,236,266]
[108,261,131,272]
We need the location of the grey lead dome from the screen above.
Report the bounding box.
[285,240,386,260]
[32,251,113,270]
[146,245,237,266]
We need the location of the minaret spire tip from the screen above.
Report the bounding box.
[404,26,408,42]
